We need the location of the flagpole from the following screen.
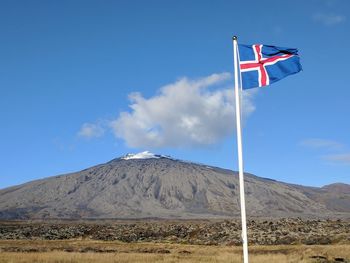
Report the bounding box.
[232,35,249,263]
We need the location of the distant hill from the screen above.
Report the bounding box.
[0,152,349,219]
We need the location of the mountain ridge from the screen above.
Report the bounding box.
[0,153,349,220]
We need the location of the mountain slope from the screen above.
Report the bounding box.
[294,183,350,213]
[0,153,349,219]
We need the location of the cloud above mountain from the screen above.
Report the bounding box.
[312,13,346,26]
[78,122,105,139]
[109,73,256,148]
[78,73,257,148]
[323,153,350,165]
[300,138,344,151]
[300,138,350,165]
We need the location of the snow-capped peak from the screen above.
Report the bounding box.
[121,151,170,160]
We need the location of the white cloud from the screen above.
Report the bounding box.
[110,73,257,148]
[323,153,350,165]
[313,13,346,26]
[78,123,105,139]
[301,138,350,165]
[300,138,343,151]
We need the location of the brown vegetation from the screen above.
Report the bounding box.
[0,240,349,263]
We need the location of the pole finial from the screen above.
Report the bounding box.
[232,35,238,41]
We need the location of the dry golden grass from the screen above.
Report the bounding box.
[0,240,349,263]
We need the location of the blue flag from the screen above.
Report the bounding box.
[238,44,302,89]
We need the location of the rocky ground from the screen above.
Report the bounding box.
[0,218,349,246]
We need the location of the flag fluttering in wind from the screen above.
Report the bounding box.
[238,44,302,89]
[231,37,302,263]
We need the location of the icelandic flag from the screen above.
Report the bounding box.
[238,44,302,89]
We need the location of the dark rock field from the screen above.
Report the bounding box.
[1,218,349,246]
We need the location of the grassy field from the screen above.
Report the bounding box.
[0,240,349,263]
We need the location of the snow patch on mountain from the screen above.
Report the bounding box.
[121,151,170,160]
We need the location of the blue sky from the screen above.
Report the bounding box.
[1,0,349,189]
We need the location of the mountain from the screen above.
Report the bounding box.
[0,152,349,219]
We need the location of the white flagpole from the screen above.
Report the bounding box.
[232,35,249,263]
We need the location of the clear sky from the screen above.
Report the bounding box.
[1,0,349,189]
